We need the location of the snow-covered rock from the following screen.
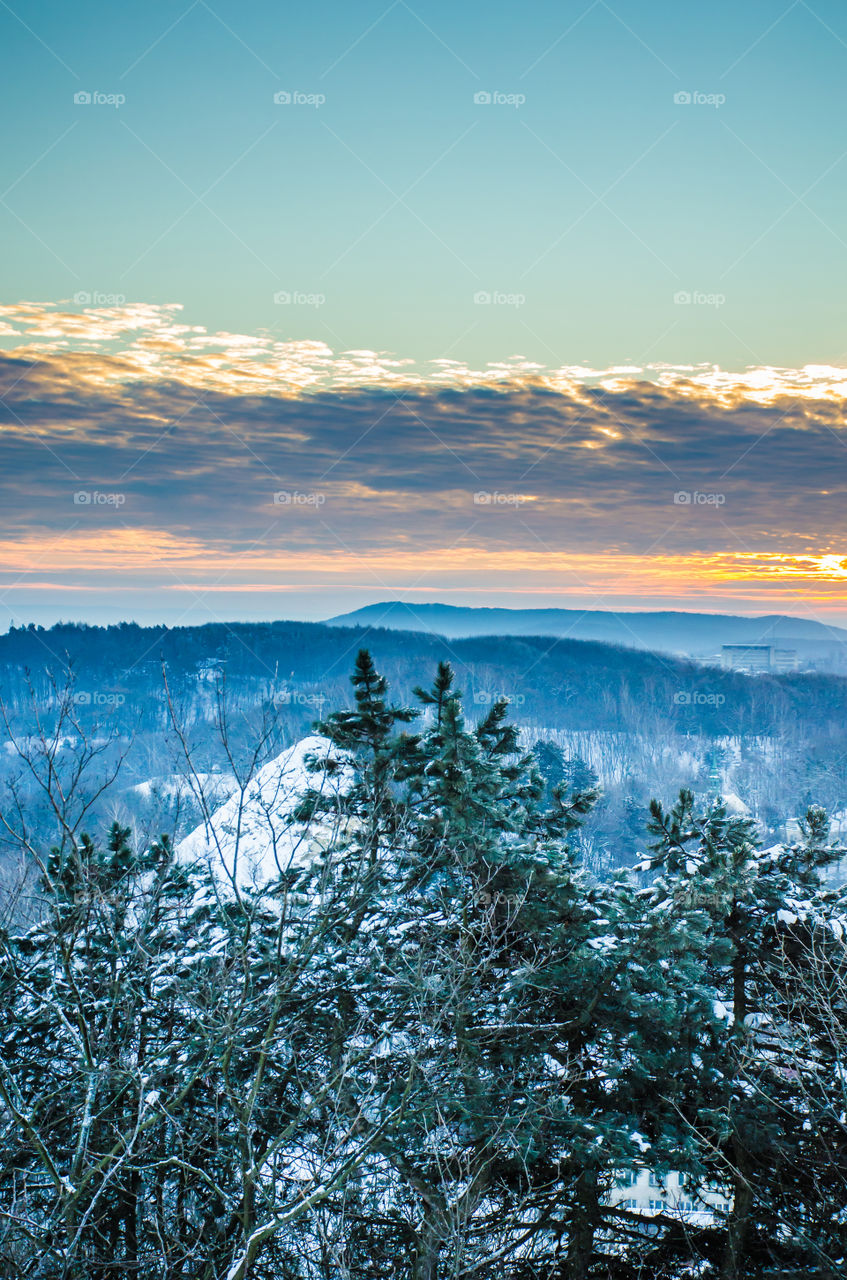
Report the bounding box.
[177,735,351,889]
[130,771,236,803]
[721,792,750,817]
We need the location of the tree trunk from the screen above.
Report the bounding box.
[565,1167,601,1280]
[719,1173,752,1280]
[413,1224,442,1280]
[720,908,751,1280]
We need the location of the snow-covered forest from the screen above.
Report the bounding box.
[4,618,847,872]
[0,649,845,1278]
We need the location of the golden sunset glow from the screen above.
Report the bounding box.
[2,303,847,624]
[2,532,847,610]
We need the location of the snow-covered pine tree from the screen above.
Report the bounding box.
[0,814,421,1277]
[645,789,847,1279]
[4,657,844,1280]
[0,823,210,1276]
[303,647,420,850]
[298,659,690,1279]
[533,739,599,805]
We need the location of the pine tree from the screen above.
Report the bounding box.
[644,790,847,1278]
[0,823,210,1276]
[305,662,673,1277]
[533,739,599,804]
[5,658,846,1279]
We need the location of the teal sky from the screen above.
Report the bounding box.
[2,1,847,631]
[3,0,847,370]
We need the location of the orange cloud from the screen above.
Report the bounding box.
[1,531,846,609]
[2,301,847,622]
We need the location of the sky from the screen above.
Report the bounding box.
[1,0,847,628]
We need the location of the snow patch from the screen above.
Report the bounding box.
[177,735,352,889]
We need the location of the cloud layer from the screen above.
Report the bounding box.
[1,301,847,622]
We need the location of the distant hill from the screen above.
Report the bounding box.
[3,617,847,860]
[326,602,847,670]
[2,616,844,738]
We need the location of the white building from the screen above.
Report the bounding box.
[720,644,798,673]
[607,1168,732,1222]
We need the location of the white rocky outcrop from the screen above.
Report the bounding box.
[177,735,351,889]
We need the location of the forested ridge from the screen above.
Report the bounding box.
[0,652,845,1278]
[4,618,847,738]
